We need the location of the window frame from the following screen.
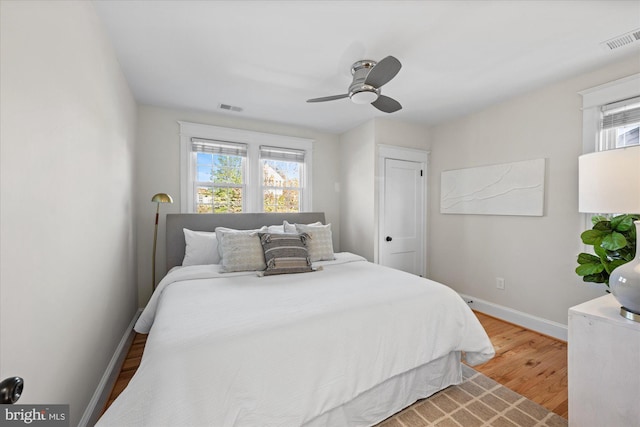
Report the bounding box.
[179,121,313,213]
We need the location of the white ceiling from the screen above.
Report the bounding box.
[93,0,640,134]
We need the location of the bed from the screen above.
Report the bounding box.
[97,212,494,426]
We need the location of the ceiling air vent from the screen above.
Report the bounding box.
[218,103,243,113]
[601,28,640,51]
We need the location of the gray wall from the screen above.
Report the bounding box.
[427,56,640,324]
[0,2,138,424]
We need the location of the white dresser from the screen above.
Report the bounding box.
[568,294,640,427]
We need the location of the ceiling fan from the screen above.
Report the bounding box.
[307,56,402,113]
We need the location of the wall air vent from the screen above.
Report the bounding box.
[218,103,243,113]
[601,28,640,51]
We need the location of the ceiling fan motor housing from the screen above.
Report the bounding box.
[349,60,380,103]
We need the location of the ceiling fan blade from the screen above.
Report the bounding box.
[372,95,402,113]
[364,56,402,88]
[306,94,349,103]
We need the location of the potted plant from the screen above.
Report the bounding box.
[576,214,638,285]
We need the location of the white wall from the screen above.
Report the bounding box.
[374,118,431,151]
[135,105,341,304]
[0,1,137,425]
[428,55,640,325]
[339,121,376,260]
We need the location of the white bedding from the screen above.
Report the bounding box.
[98,253,494,427]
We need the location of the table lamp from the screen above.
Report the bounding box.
[579,145,640,321]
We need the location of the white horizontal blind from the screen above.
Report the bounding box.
[259,145,305,162]
[599,96,640,150]
[191,138,247,156]
[601,96,640,130]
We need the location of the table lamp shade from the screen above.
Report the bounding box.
[578,145,640,214]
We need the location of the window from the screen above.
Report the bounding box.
[179,122,313,213]
[599,96,640,151]
[260,146,305,212]
[192,139,246,213]
[579,73,640,154]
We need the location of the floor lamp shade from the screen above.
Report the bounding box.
[152,193,173,204]
[152,193,173,291]
[578,145,640,320]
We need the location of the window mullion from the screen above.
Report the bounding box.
[247,144,260,212]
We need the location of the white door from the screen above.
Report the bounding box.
[380,158,425,276]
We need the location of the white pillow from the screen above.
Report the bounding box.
[294,223,335,262]
[283,220,322,233]
[267,224,286,234]
[215,226,268,272]
[182,229,220,266]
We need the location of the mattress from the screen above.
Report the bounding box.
[97,253,494,426]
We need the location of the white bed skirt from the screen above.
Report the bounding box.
[305,352,462,427]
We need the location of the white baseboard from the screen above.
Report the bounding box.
[79,309,142,427]
[459,293,568,342]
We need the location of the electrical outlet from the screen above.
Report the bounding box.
[496,277,505,290]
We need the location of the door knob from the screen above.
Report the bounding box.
[0,377,24,404]
[385,236,393,242]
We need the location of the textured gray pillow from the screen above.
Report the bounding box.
[258,233,313,276]
[216,227,267,272]
[294,223,335,262]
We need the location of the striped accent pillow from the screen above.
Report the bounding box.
[258,233,313,276]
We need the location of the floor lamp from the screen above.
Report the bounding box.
[152,193,173,291]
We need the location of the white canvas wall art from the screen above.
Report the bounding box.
[440,158,546,216]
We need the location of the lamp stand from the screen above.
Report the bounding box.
[150,192,173,292]
[152,202,160,290]
[610,219,640,323]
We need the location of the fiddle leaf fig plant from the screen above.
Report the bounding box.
[576,214,638,286]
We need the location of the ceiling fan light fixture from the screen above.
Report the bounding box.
[350,90,379,105]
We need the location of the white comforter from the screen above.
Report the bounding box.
[97,253,494,427]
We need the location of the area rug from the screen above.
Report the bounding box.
[377,365,567,427]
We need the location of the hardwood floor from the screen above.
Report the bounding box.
[471,312,568,419]
[104,333,147,412]
[103,311,568,419]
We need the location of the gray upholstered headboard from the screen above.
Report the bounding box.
[165,212,326,271]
